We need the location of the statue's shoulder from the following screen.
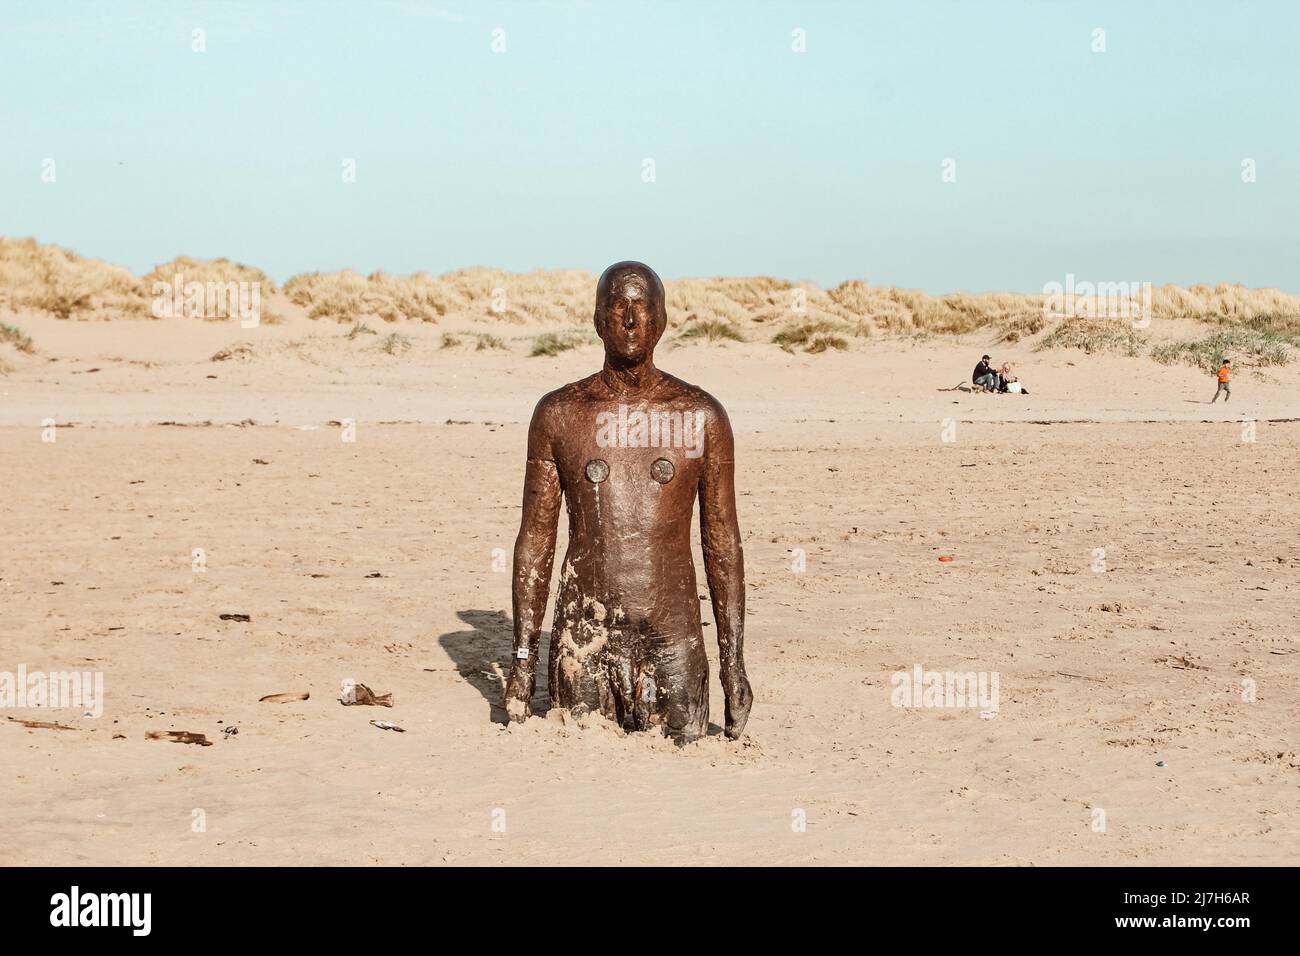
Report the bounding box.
[530,374,601,423]
[659,372,729,421]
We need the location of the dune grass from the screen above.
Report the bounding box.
[1151,327,1297,371]
[805,333,849,353]
[0,320,34,353]
[530,331,582,357]
[1146,284,1300,323]
[210,343,254,362]
[0,238,287,322]
[773,320,856,353]
[1034,319,1149,357]
[142,256,279,322]
[1214,312,1300,337]
[998,313,1046,343]
[530,330,594,357]
[676,318,745,344]
[283,270,454,323]
[443,331,509,351]
[0,237,147,320]
[379,332,413,355]
[6,240,1300,364]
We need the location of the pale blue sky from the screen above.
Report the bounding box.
[2,0,1297,291]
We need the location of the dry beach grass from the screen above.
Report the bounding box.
[5,238,1300,359]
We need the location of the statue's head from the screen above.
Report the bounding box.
[593,261,666,366]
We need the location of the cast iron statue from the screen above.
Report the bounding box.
[503,261,752,742]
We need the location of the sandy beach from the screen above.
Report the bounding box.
[3,298,1298,866]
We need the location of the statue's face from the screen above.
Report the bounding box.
[595,264,666,365]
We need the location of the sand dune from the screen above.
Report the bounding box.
[5,238,1300,364]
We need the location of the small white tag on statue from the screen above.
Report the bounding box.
[516,647,529,660]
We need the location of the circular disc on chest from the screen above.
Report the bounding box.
[650,458,675,484]
[585,459,610,483]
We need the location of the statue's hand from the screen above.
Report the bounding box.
[722,667,753,740]
[502,662,533,724]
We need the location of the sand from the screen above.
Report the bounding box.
[2,308,1298,865]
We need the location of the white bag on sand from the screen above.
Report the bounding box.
[1006,382,1022,393]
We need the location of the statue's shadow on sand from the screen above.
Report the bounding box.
[438,609,551,725]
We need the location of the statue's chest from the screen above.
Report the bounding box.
[555,402,706,491]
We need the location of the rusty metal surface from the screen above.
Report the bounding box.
[503,262,752,742]
[650,457,675,484]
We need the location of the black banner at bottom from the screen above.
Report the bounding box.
[2,866,1277,942]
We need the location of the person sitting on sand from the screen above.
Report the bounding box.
[1211,358,1231,403]
[999,362,1028,394]
[1001,363,1030,394]
[972,354,999,392]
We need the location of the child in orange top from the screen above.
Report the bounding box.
[1211,359,1231,403]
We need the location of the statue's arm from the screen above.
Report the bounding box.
[698,401,753,739]
[503,398,562,722]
